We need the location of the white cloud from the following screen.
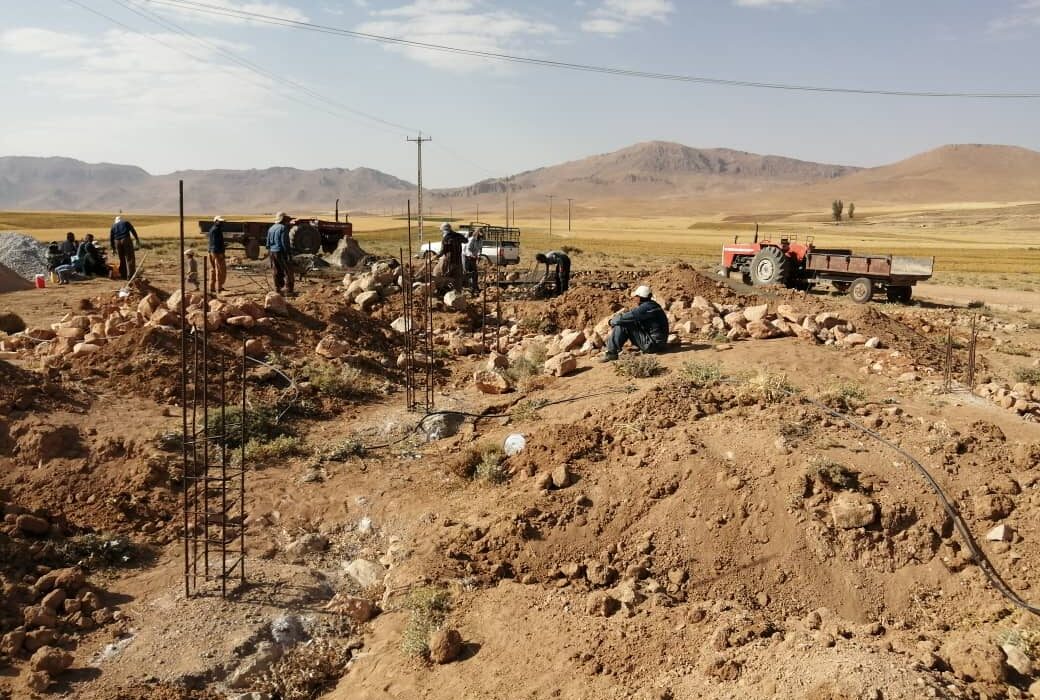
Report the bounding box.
[733,0,825,7]
[0,27,272,118]
[580,0,675,36]
[355,0,558,71]
[151,0,308,25]
[988,0,1040,33]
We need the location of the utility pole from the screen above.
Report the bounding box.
[407,132,431,243]
[335,198,340,223]
[567,198,573,232]
[547,194,554,240]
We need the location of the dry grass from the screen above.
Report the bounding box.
[400,587,451,659]
[614,354,664,378]
[678,360,723,388]
[737,371,796,404]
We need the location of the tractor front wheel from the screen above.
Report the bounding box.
[750,247,791,286]
[849,277,874,303]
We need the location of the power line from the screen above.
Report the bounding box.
[143,0,1040,99]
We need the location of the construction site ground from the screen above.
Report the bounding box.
[2,253,1040,700]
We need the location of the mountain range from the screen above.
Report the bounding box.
[1,141,1038,215]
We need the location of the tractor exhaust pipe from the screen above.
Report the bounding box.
[754,223,759,244]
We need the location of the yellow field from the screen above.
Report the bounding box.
[3,202,1039,284]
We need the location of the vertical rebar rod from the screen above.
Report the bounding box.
[191,328,200,593]
[202,256,210,579]
[967,314,978,391]
[495,264,503,355]
[179,180,189,598]
[424,251,433,411]
[240,340,246,586]
[220,353,227,598]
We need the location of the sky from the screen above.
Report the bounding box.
[2,0,1039,188]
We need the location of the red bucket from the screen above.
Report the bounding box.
[34,274,46,289]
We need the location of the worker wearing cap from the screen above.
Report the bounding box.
[437,222,467,292]
[185,249,200,291]
[110,215,140,280]
[207,215,227,295]
[267,212,294,295]
[535,250,571,296]
[601,285,669,362]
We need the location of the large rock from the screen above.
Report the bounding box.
[323,235,369,268]
[443,290,468,312]
[355,291,380,312]
[474,370,512,394]
[429,628,463,664]
[558,330,585,352]
[29,646,73,675]
[776,304,803,324]
[723,311,747,328]
[16,514,50,536]
[226,315,256,328]
[325,594,379,623]
[390,316,412,333]
[544,352,578,377]
[137,293,160,318]
[815,312,844,329]
[942,633,1007,683]
[315,336,350,359]
[344,559,385,589]
[743,304,769,322]
[746,320,776,340]
[829,492,877,529]
[264,292,288,316]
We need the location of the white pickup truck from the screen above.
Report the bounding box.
[418,223,521,266]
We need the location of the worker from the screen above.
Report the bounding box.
[185,249,199,291]
[267,211,294,296]
[437,222,466,292]
[76,234,107,277]
[600,285,669,362]
[535,250,571,295]
[207,215,227,295]
[110,215,140,280]
[60,232,78,259]
[463,226,483,293]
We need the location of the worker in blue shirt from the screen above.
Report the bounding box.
[207,215,227,294]
[266,212,294,295]
[110,215,140,280]
[600,285,669,362]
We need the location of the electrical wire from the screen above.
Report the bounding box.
[144,0,1040,99]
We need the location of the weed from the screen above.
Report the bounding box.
[401,587,452,659]
[999,628,1040,662]
[678,360,722,388]
[475,445,507,484]
[244,435,304,463]
[737,371,795,404]
[614,354,664,378]
[312,437,367,464]
[517,316,542,333]
[812,459,861,492]
[820,382,867,411]
[505,345,547,383]
[55,533,137,568]
[206,404,280,448]
[511,398,547,422]
[255,637,352,700]
[996,344,1031,357]
[1014,367,1040,385]
[305,362,372,399]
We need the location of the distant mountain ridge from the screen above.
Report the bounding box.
[0,141,1037,215]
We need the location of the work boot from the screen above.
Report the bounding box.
[599,352,618,363]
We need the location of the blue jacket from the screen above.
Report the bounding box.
[207,222,226,254]
[110,219,139,249]
[614,299,669,344]
[267,223,290,254]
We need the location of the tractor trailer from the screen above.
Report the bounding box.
[721,232,933,303]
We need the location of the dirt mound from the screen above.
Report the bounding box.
[0,262,32,293]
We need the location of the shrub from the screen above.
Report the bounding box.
[511,399,547,422]
[678,361,722,388]
[254,637,352,700]
[244,435,304,463]
[737,371,795,404]
[474,445,507,484]
[820,382,867,411]
[614,354,664,378]
[312,437,367,464]
[505,344,547,383]
[305,362,372,399]
[401,587,451,659]
[206,404,280,448]
[55,533,137,568]
[1014,367,1040,385]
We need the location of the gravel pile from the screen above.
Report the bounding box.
[0,232,48,280]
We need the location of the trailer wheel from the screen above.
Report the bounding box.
[290,224,321,255]
[832,281,850,293]
[886,285,912,304]
[244,238,261,260]
[849,277,874,303]
[750,247,791,286]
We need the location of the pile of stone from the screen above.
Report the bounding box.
[976,381,1040,419]
[0,232,47,281]
[342,261,403,313]
[1,288,279,363]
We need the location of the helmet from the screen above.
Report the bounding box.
[632,285,653,299]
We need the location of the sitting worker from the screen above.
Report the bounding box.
[535,250,571,295]
[53,263,84,285]
[76,234,108,277]
[600,285,669,362]
[46,242,67,271]
[61,231,78,258]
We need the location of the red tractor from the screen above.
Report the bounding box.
[721,227,934,303]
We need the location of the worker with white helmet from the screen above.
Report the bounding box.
[437,221,467,292]
[601,284,669,362]
[110,214,140,280]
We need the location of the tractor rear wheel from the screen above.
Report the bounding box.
[886,285,912,303]
[849,277,874,303]
[750,247,791,286]
[290,224,321,255]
